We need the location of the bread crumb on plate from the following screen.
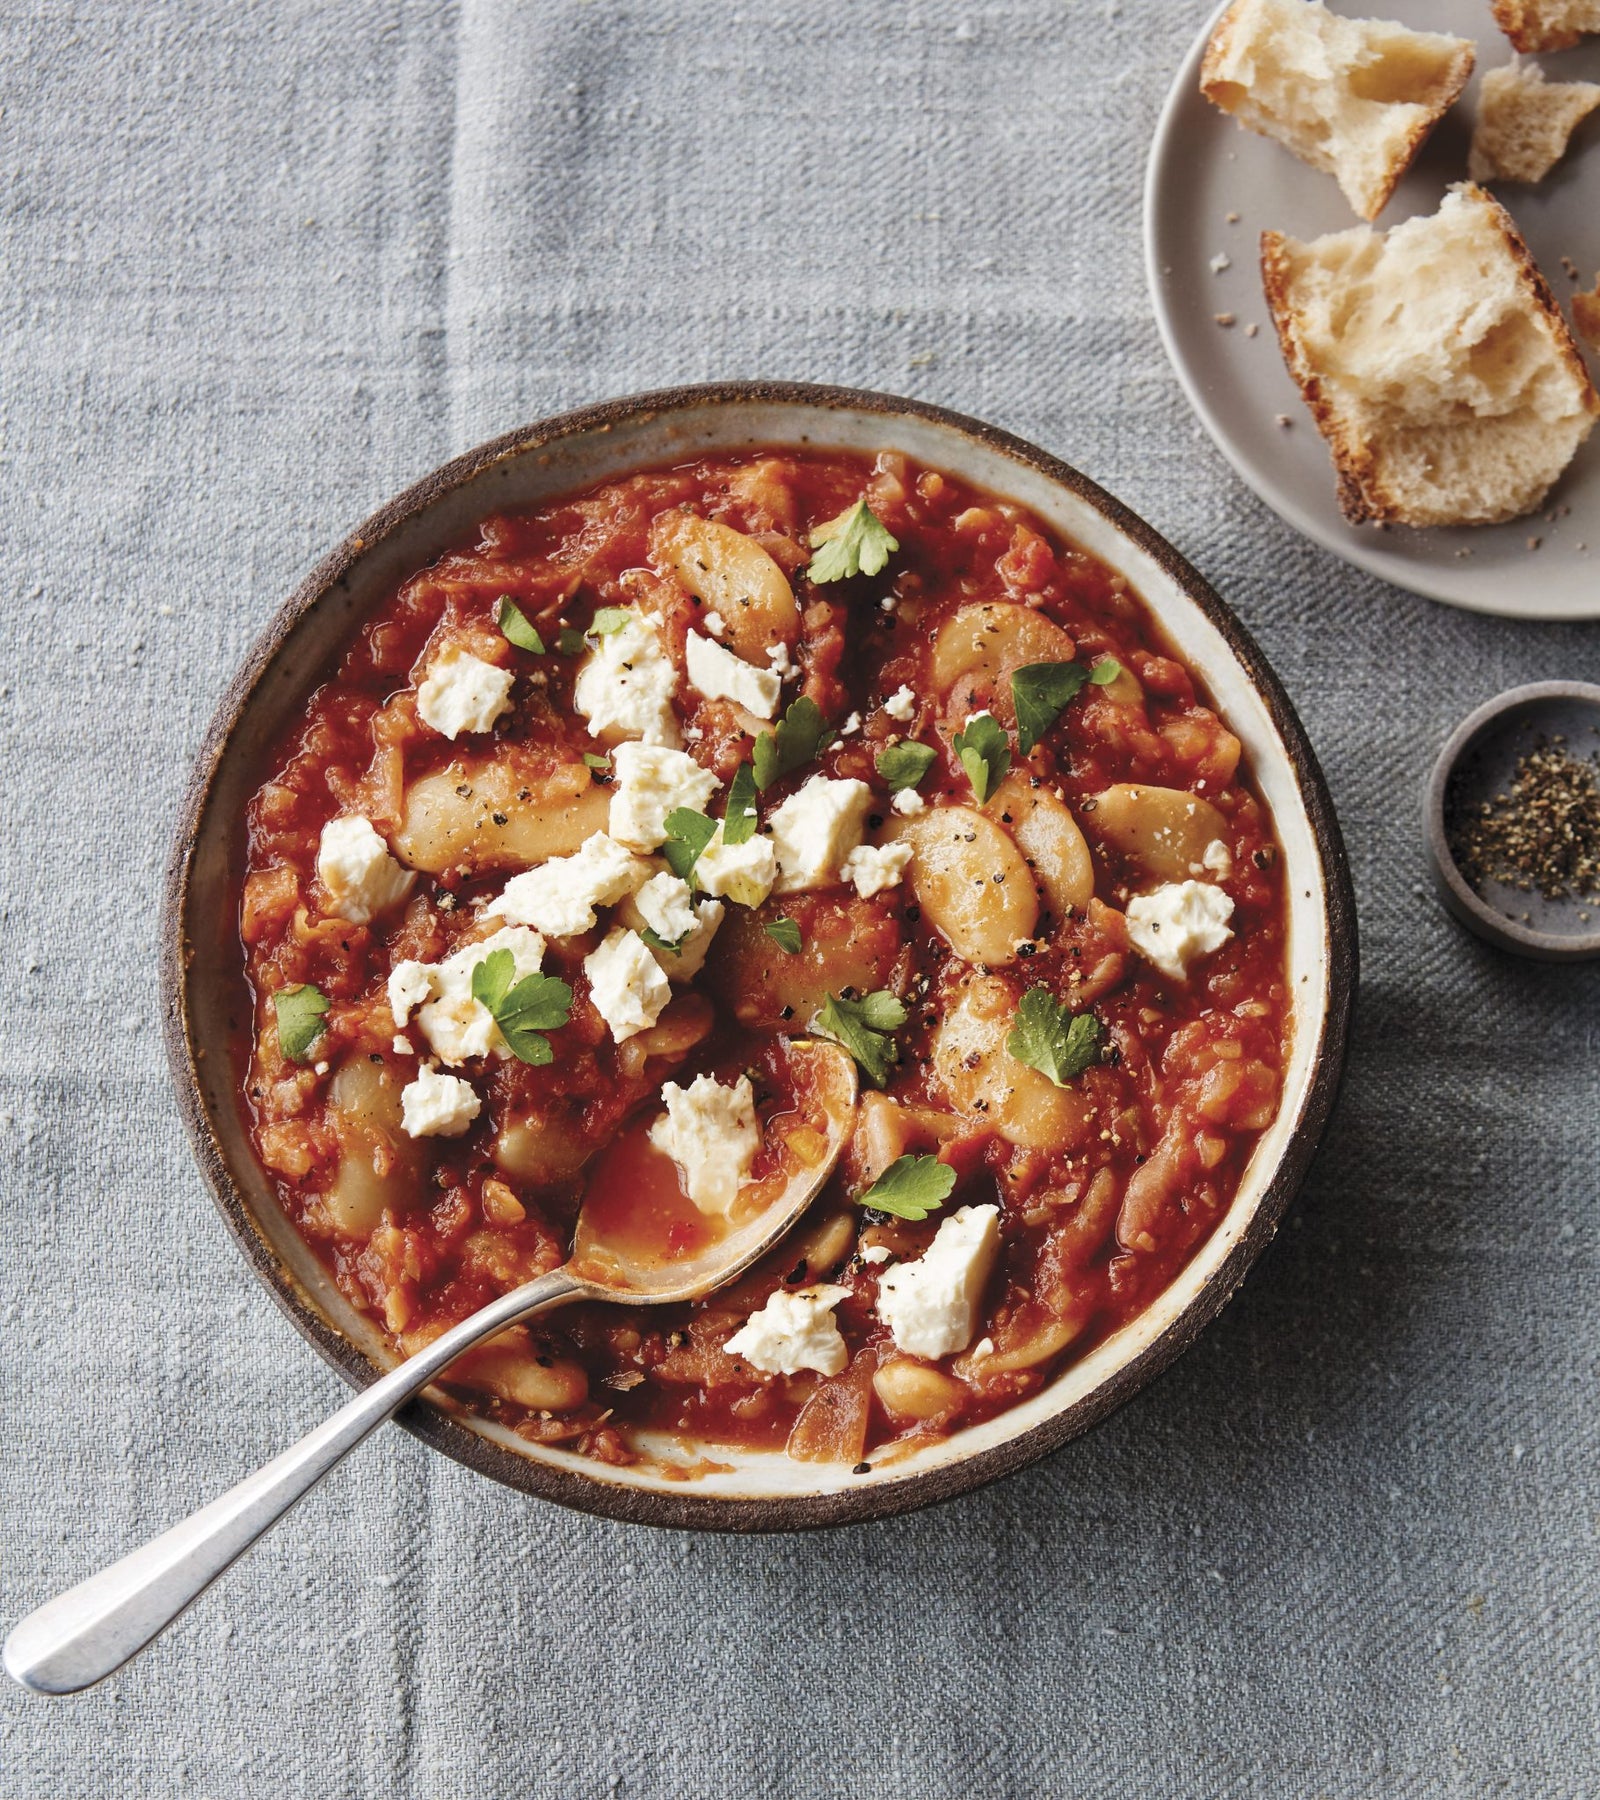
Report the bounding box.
[1469,60,1600,184]
[1261,184,1600,527]
[1200,0,1474,220]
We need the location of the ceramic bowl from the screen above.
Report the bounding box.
[162,381,1358,1531]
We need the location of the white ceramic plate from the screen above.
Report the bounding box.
[1145,0,1600,619]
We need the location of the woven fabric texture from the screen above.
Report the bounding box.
[1,2,1596,1795]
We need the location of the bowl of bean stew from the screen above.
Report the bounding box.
[164,382,1356,1530]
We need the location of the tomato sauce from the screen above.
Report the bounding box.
[238,449,1288,1469]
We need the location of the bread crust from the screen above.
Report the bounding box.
[1261,188,1600,527]
[1490,0,1589,53]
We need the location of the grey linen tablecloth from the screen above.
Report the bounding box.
[3,2,1597,1794]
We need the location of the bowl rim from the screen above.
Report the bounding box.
[161,378,1358,1532]
[1423,679,1600,963]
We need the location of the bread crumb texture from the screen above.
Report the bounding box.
[1261,184,1600,527]
[1470,60,1600,183]
[1490,0,1600,54]
[1200,0,1474,220]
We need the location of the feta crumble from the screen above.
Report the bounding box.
[388,925,546,1066]
[723,1285,850,1376]
[400,1064,482,1138]
[572,611,680,746]
[685,631,781,719]
[701,609,727,638]
[1125,880,1234,981]
[649,1071,760,1214]
[607,742,719,851]
[859,1243,893,1266]
[634,870,699,944]
[768,775,873,893]
[876,1204,1000,1359]
[883,684,916,722]
[695,823,777,908]
[488,833,648,937]
[315,816,415,924]
[656,896,724,980]
[583,927,672,1041]
[891,788,927,817]
[840,840,914,900]
[416,648,514,740]
[1200,838,1232,879]
[765,639,799,682]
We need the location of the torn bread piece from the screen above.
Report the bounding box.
[1469,60,1600,183]
[1490,0,1600,54]
[1200,0,1474,220]
[1261,184,1600,526]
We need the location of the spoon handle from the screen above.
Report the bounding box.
[4,1265,588,1695]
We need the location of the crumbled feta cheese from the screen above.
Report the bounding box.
[389,925,547,1065]
[488,833,648,937]
[1200,838,1232,879]
[400,1064,482,1138]
[607,742,718,851]
[765,639,799,681]
[701,609,727,638]
[661,897,724,981]
[891,788,927,817]
[723,1285,850,1376]
[584,927,672,1041]
[416,648,514,740]
[387,961,434,1027]
[1125,880,1235,981]
[859,1243,893,1266]
[649,1071,761,1213]
[883,684,916,722]
[876,1204,1001,1359]
[841,712,862,735]
[685,631,781,719]
[768,775,873,893]
[841,840,914,899]
[634,871,698,943]
[316,816,415,924]
[970,1336,995,1361]
[392,1035,413,1056]
[695,823,777,908]
[572,611,680,746]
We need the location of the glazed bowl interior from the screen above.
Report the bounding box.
[168,383,1354,1530]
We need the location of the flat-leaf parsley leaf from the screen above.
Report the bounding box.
[589,607,632,637]
[723,762,758,845]
[470,949,573,1066]
[952,713,1010,805]
[273,984,329,1063]
[806,499,899,584]
[1005,986,1103,1087]
[556,627,587,656]
[661,808,718,882]
[764,917,803,954]
[813,988,907,1087]
[876,740,937,793]
[857,1153,957,1221]
[496,596,545,655]
[1011,658,1123,755]
[752,695,832,792]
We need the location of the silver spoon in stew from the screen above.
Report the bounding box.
[5,1039,858,1696]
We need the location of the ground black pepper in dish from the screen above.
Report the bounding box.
[1447,737,1600,901]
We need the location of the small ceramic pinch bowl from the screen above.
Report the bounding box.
[163,381,1358,1531]
[1426,681,1600,963]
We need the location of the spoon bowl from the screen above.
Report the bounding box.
[3,1040,858,1695]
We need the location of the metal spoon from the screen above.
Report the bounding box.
[5,1040,857,1695]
